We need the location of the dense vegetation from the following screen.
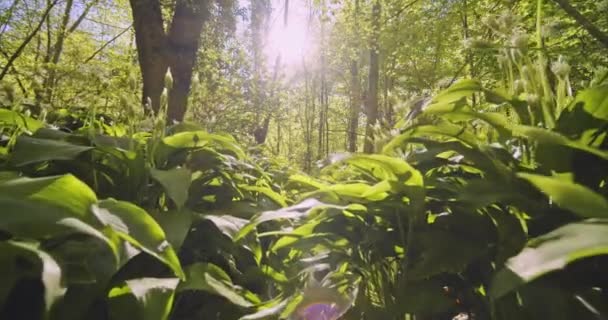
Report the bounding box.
[1,0,608,319]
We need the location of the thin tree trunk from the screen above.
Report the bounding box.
[364,0,381,154]
[0,0,59,81]
[43,0,73,103]
[348,61,360,152]
[552,0,608,48]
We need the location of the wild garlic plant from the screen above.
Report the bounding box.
[478,8,574,128]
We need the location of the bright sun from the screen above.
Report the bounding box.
[264,0,312,69]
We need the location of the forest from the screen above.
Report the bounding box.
[0,0,607,319]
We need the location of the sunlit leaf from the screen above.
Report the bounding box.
[518,173,608,219]
[0,241,66,312]
[491,220,608,299]
[108,278,179,320]
[92,199,184,278]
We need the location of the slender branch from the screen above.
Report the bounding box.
[84,24,133,63]
[0,0,59,81]
[0,0,21,42]
[67,0,101,34]
[552,0,608,48]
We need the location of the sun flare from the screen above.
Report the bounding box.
[264,1,313,69]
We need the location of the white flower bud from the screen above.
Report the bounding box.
[526,93,539,106]
[510,32,529,51]
[164,68,173,90]
[551,56,571,78]
[513,79,525,94]
[161,87,169,107]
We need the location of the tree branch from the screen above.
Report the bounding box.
[0,0,59,81]
[83,24,133,63]
[552,0,608,49]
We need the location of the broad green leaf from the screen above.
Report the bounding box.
[150,167,192,209]
[240,185,287,207]
[0,109,43,131]
[160,131,245,159]
[271,220,322,252]
[305,183,389,201]
[427,79,482,107]
[491,220,608,299]
[9,136,94,166]
[288,174,328,189]
[202,214,249,239]
[384,121,480,152]
[234,199,345,241]
[518,173,608,219]
[92,199,184,279]
[572,85,608,121]
[149,210,192,251]
[513,125,608,160]
[0,241,66,312]
[178,263,257,307]
[108,277,179,320]
[0,175,99,237]
[336,154,423,185]
[240,299,289,320]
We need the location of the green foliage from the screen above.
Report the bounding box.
[1,0,608,319]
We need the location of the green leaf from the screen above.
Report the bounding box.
[160,131,245,159]
[92,199,184,279]
[240,185,287,207]
[288,174,328,190]
[108,278,179,320]
[336,154,424,185]
[518,173,608,219]
[178,263,257,307]
[0,241,66,312]
[234,199,345,241]
[9,136,94,166]
[572,85,608,121]
[149,210,192,251]
[0,109,43,131]
[0,175,99,238]
[513,125,608,160]
[240,299,289,320]
[427,79,482,108]
[150,167,192,209]
[491,220,608,299]
[384,121,480,152]
[202,214,250,240]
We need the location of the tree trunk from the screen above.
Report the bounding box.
[363,0,381,154]
[129,0,168,115]
[129,0,209,121]
[166,0,209,122]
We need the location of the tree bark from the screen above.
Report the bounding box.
[348,60,360,152]
[166,0,209,122]
[129,0,168,115]
[552,0,608,49]
[129,0,210,122]
[363,0,381,154]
